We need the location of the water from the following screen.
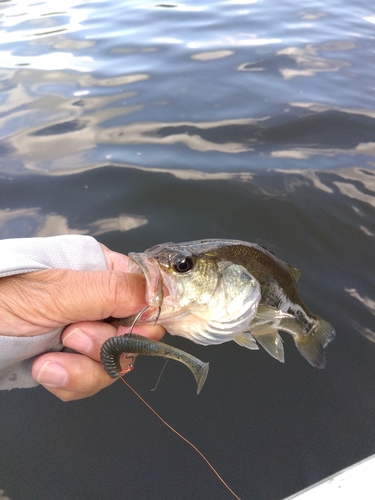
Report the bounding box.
[0,1,374,499]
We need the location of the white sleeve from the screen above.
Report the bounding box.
[0,235,108,390]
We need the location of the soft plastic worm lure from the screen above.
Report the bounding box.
[100,333,209,394]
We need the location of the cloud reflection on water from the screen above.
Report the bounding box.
[345,288,375,343]
[0,50,94,72]
[99,118,260,153]
[275,166,375,209]
[2,97,375,174]
[191,50,234,61]
[0,208,148,239]
[0,0,88,41]
[277,43,352,79]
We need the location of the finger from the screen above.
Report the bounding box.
[33,321,165,401]
[62,321,118,362]
[32,351,117,402]
[99,244,130,272]
[32,320,165,401]
[62,321,165,362]
[54,269,149,322]
[6,269,150,334]
[116,324,165,339]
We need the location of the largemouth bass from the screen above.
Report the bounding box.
[123,239,335,369]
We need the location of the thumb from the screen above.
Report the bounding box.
[1,268,147,335]
[54,268,148,322]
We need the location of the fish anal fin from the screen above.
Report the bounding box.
[294,317,335,369]
[234,332,259,350]
[252,330,285,363]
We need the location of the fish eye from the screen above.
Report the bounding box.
[172,255,194,273]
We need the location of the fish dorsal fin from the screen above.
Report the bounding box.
[251,329,285,363]
[287,264,302,282]
[234,332,259,350]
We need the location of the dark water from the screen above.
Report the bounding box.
[0,1,375,499]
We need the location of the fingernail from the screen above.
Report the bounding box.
[36,361,68,387]
[63,328,93,354]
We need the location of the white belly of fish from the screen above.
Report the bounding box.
[159,283,261,345]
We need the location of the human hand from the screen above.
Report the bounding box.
[0,244,164,401]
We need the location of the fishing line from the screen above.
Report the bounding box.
[150,358,169,392]
[128,304,168,392]
[123,302,241,497]
[120,376,242,500]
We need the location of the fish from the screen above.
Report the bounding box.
[123,239,335,369]
[100,333,209,394]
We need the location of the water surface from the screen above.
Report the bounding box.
[0,1,374,499]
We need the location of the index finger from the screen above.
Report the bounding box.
[62,321,165,363]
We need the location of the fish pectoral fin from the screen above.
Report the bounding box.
[251,329,285,363]
[250,304,293,330]
[255,304,293,322]
[234,332,259,350]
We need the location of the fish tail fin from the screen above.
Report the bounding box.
[192,361,210,394]
[294,317,335,368]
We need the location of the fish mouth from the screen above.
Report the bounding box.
[128,252,165,307]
